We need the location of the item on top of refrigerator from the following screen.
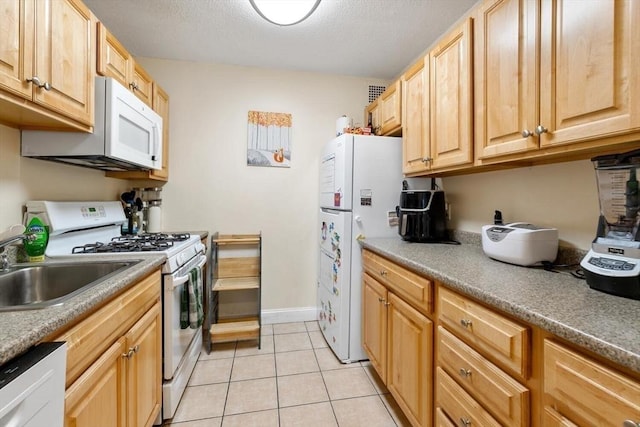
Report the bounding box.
[336,115,352,136]
[482,222,558,266]
[581,148,640,300]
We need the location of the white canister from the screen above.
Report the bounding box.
[336,116,352,136]
[147,202,162,233]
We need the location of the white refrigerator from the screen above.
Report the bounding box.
[318,134,403,362]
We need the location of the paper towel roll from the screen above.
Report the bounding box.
[336,116,352,136]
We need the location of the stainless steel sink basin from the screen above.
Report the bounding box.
[0,260,140,311]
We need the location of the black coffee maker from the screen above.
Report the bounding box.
[397,180,448,243]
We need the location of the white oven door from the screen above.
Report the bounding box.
[163,253,207,380]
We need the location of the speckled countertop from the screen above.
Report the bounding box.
[0,230,209,366]
[0,254,166,365]
[361,237,640,374]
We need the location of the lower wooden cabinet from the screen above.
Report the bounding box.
[49,270,162,427]
[362,268,433,427]
[544,339,640,427]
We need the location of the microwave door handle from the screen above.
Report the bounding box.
[151,124,159,162]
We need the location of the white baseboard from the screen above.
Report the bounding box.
[261,306,318,324]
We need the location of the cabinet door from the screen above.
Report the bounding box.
[539,0,640,147]
[97,22,132,88]
[544,339,640,426]
[131,61,154,107]
[125,302,162,427]
[402,57,430,175]
[430,18,473,170]
[387,291,432,427]
[33,0,94,126]
[362,273,387,382]
[365,99,380,134]
[64,337,126,427]
[150,84,169,180]
[474,0,539,160]
[0,0,33,99]
[379,80,402,135]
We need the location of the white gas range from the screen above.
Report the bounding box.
[26,201,207,422]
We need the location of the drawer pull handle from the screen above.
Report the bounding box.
[623,421,640,427]
[459,417,471,427]
[379,270,388,276]
[122,345,140,359]
[460,319,473,328]
[459,368,472,378]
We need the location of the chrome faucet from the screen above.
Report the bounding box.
[0,233,36,271]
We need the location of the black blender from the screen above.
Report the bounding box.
[580,148,640,299]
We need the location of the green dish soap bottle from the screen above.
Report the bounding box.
[24,216,49,262]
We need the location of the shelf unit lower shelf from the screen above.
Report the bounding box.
[210,319,260,344]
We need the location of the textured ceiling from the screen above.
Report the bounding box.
[83,0,477,80]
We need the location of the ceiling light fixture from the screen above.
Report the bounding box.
[249,0,321,26]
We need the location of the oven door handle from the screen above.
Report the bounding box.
[169,256,207,290]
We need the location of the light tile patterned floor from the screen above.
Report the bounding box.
[163,321,411,427]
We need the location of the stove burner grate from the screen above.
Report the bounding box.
[71,233,191,254]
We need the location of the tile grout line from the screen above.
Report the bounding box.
[311,330,341,426]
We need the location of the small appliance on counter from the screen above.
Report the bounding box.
[397,179,450,243]
[580,148,640,300]
[481,215,559,266]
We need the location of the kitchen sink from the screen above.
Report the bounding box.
[0,260,140,311]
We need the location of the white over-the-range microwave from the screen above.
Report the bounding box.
[22,76,163,172]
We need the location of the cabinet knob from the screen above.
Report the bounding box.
[460,319,473,328]
[459,368,472,378]
[383,301,391,307]
[623,421,640,427]
[27,76,51,91]
[521,129,533,138]
[459,417,471,427]
[122,345,140,359]
[379,270,388,276]
[129,82,139,91]
[421,157,432,163]
[378,297,384,303]
[535,125,548,135]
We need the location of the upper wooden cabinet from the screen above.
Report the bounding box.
[0,0,95,130]
[97,22,153,107]
[378,80,402,136]
[429,17,474,171]
[475,0,640,162]
[402,57,430,175]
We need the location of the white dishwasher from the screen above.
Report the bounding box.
[0,342,66,427]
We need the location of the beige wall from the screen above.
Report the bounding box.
[443,159,599,249]
[0,124,128,228]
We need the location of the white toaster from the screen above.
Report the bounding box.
[481,222,559,266]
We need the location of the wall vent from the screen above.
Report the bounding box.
[368,85,386,103]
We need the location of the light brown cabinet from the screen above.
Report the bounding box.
[402,57,430,175]
[364,98,380,134]
[378,80,402,136]
[362,251,433,427]
[429,17,474,171]
[97,22,153,107]
[0,0,95,130]
[544,339,640,427]
[50,270,162,427]
[475,0,640,163]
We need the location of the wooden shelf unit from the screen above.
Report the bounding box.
[205,233,262,351]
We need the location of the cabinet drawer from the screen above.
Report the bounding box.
[438,287,529,378]
[436,367,501,427]
[50,270,161,387]
[437,326,529,426]
[362,250,433,314]
[544,339,640,426]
